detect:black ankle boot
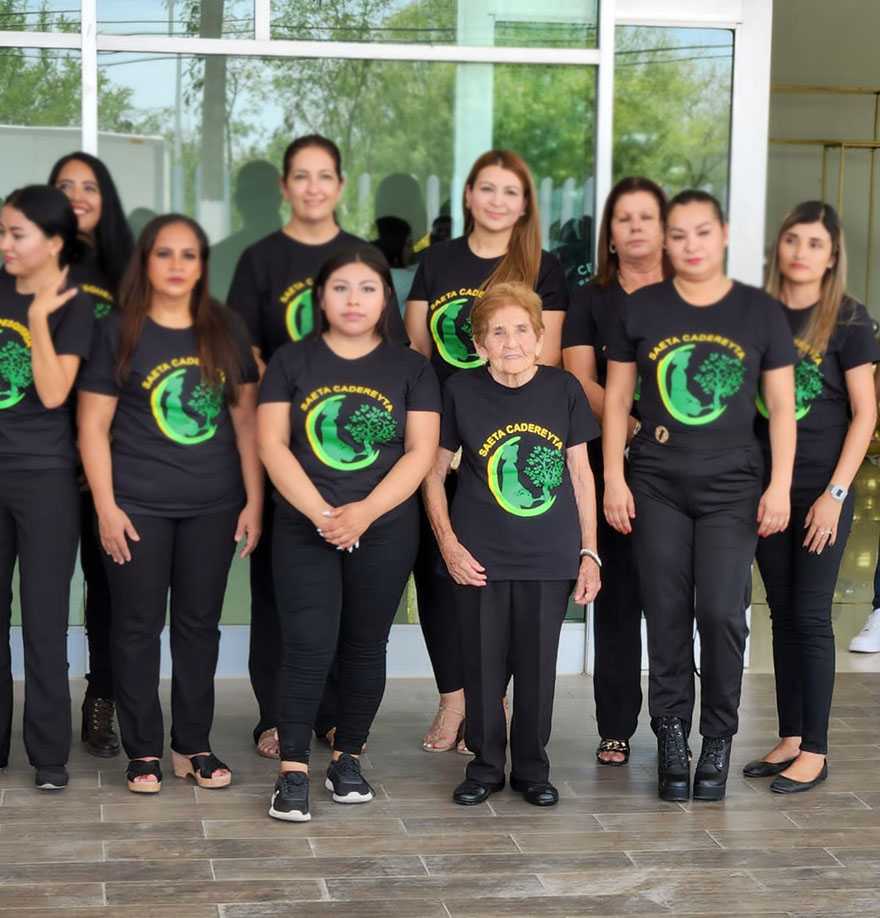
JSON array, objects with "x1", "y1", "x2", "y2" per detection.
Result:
[
  {"x1": 81, "y1": 697, "x2": 120, "y2": 758},
  {"x1": 693, "y1": 736, "x2": 732, "y2": 801},
  {"x1": 656, "y1": 715, "x2": 690, "y2": 801}
]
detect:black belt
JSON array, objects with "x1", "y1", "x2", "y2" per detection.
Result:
[{"x1": 636, "y1": 419, "x2": 757, "y2": 449}]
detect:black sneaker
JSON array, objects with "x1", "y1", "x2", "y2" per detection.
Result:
[
  {"x1": 35, "y1": 765, "x2": 68, "y2": 790},
  {"x1": 324, "y1": 753, "x2": 374, "y2": 803},
  {"x1": 269, "y1": 771, "x2": 311, "y2": 822}
]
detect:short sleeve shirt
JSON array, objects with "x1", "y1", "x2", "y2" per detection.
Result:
[
  {"x1": 409, "y1": 236, "x2": 570, "y2": 385},
  {"x1": 562, "y1": 278, "x2": 627, "y2": 388},
  {"x1": 226, "y1": 229, "x2": 407, "y2": 361},
  {"x1": 258, "y1": 336, "x2": 441, "y2": 521},
  {"x1": 78, "y1": 310, "x2": 259, "y2": 517},
  {"x1": 0, "y1": 268, "x2": 94, "y2": 470},
  {"x1": 605, "y1": 279, "x2": 797, "y2": 431},
  {"x1": 440, "y1": 365, "x2": 599, "y2": 580},
  {"x1": 69, "y1": 259, "x2": 114, "y2": 321}
]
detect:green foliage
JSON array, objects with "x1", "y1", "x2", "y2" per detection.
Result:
[
  {"x1": 345, "y1": 402, "x2": 397, "y2": 449},
  {"x1": 795, "y1": 359, "x2": 823, "y2": 406},
  {"x1": 524, "y1": 445, "x2": 564, "y2": 494},
  {"x1": 694, "y1": 352, "x2": 745, "y2": 404},
  {"x1": 0, "y1": 339, "x2": 32, "y2": 393},
  {"x1": 187, "y1": 380, "x2": 223, "y2": 426}
]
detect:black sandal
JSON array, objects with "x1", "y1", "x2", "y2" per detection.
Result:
[
  {"x1": 171, "y1": 749, "x2": 232, "y2": 788},
  {"x1": 126, "y1": 759, "x2": 162, "y2": 793},
  {"x1": 596, "y1": 739, "x2": 630, "y2": 766}
]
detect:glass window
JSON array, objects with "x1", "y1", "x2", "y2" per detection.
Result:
[
  {"x1": 270, "y1": 0, "x2": 598, "y2": 48},
  {"x1": 98, "y1": 0, "x2": 254, "y2": 38},
  {"x1": 614, "y1": 26, "x2": 733, "y2": 203},
  {"x1": 0, "y1": 0, "x2": 78, "y2": 31}
]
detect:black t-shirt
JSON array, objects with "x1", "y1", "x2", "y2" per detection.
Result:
[
  {"x1": 440, "y1": 365, "x2": 599, "y2": 580},
  {"x1": 606, "y1": 280, "x2": 797, "y2": 432},
  {"x1": 0, "y1": 268, "x2": 94, "y2": 470},
  {"x1": 78, "y1": 309, "x2": 259, "y2": 517},
  {"x1": 408, "y1": 236, "x2": 570, "y2": 385},
  {"x1": 226, "y1": 229, "x2": 407, "y2": 362},
  {"x1": 756, "y1": 298, "x2": 880, "y2": 499},
  {"x1": 562, "y1": 278, "x2": 627, "y2": 388},
  {"x1": 258, "y1": 335, "x2": 441, "y2": 521},
  {"x1": 69, "y1": 258, "x2": 115, "y2": 321}
]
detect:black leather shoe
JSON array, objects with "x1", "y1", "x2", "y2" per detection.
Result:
[
  {"x1": 693, "y1": 736, "x2": 732, "y2": 801},
  {"x1": 81, "y1": 697, "x2": 120, "y2": 758},
  {"x1": 510, "y1": 777, "x2": 558, "y2": 806},
  {"x1": 452, "y1": 777, "x2": 504, "y2": 805},
  {"x1": 770, "y1": 761, "x2": 828, "y2": 794},
  {"x1": 742, "y1": 757, "x2": 796, "y2": 778},
  {"x1": 656, "y1": 715, "x2": 690, "y2": 801}
]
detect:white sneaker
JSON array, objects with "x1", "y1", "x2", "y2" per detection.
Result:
[{"x1": 849, "y1": 609, "x2": 880, "y2": 652}]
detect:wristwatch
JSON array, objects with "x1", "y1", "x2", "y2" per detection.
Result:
[{"x1": 827, "y1": 484, "x2": 848, "y2": 501}]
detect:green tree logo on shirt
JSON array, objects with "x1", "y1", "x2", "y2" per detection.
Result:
[
  {"x1": 657, "y1": 343, "x2": 745, "y2": 425},
  {"x1": 0, "y1": 326, "x2": 33, "y2": 409},
  {"x1": 756, "y1": 357, "x2": 823, "y2": 421},
  {"x1": 429, "y1": 297, "x2": 482, "y2": 370},
  {"x1": 150, "y1": 367, "x2": 222, "y2": 445},
  {"x1": 305, "y1": 393, "x2": 395, "y2": 471},
  {"x1": 486, "y1": 435, "x2": 564, "y2": 517},
  {"x1": 285, "y1": 287, "x2": 315, "y2": 342}
]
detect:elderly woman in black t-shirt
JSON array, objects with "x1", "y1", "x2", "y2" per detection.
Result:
[{"x1": 423, "y1": 281, "x2": 601, "y2": 808}]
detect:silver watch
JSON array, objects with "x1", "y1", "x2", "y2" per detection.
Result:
[{"x1": 827, "y1": 484, "x2": 848, "y2": 501}]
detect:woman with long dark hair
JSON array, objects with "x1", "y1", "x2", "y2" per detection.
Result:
[
  {"x1": 745, "y1": 202, "x2": 879, "y2": 793},
  {"x1": 50, "y1": 151, "x2": 135, "y2": 758},
  {"x1": 0, "y1": 185, "x2": 95, "y2": 789},
  {"x1": 563, "y1": 176, "x2": 669, "y2": 766},
  {"x1": 405, "y1": 149, "x2": 569, "y2": 754},
  {"x1": 78, "y1": 214, "x2": 261, "y2": 793},
  {"x1": 258, "y1": 244, "x2": 439, "y2": 822},
  {"x1": 603, "y1": 190, "x2": 798, "y2": 802},
  {"x1": 227, "y1": 134, "x2": 406, "y2": 758}
]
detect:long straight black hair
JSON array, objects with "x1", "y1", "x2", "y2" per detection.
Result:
[{"x1": 48, "y1": 152, "x2": 134, "y2": 291}]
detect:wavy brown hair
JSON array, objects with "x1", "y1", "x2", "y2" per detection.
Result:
[
  {"x1": 115, "y1": 214, "x2": 244, "y2": 400},
  {"x1": 766, "y1": 201, "x2": 850, "y2": 356},
  {"x1": 594, "y1": 176, "x2": 671, "y2": 290},
  {"x1": 463, "y1": 150, "x2": 542, "y2": 291}
]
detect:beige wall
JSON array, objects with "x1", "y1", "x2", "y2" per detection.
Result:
[{"x1": 768, "y1": 0, "x2": 880, "y2": 318}]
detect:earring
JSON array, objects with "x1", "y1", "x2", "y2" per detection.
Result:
[{"x1": 609, "y1": 242, "x2": 617, "y2": 254}]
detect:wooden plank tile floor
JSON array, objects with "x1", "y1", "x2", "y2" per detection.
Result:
[{"x1": 1, "y1": 673, "x2": 879, "y2": 917}]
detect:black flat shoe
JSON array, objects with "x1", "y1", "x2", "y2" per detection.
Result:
[
  {"x1": 510, "y1": 777, "x2": 558, "y2": 806},
  {"x1": 693, "y1": 736, "x2": 732, "y2": 801},
  {"x1": 742, "y1": 757, "x2": 796, "y2": 778},
  {"x1": 770, "y1": 761, "x2": 828, "y2": 794},
  {"x1": 656, "y1": 715, "x2": 690, "y2": 802},
  {"x1": 452, "y1": 777, "x2": 504, "y2": 805}
]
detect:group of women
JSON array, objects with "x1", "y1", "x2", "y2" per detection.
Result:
[{"x1": 0, "y1": 134, "x2": 873, "y2": 818}]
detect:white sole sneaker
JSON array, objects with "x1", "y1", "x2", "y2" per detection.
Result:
[
  {"x1": 268, "y1": 802, "x2": 311, "y2": 822},
  {"x1": 324, "y1": 777, "x2": 373, "y2": 803}
]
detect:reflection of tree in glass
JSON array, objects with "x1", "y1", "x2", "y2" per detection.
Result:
[
  {"x1": 0, "y1": 340, "x2": 33, "y2": 398},
  {"x1": 694, "y1": 352, "x2": 745, "y2": 410},
  {"x1": 524, "y1": 445, "x2": 564, "y2": 502},
  {"x1": 345, "y1": 403, "x2": 397, "y2": 451},
  {"x1": 794, "y1": 360, "x2": 823, "y2": 410},
  {"x1": 187, "y1": 380, "x2": 223, "y2": 429}
]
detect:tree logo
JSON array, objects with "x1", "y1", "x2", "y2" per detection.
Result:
[
  {"x1": 756, "y1": 357, "x2": 822, "y2": 420},
  {"x1": 486, "y1": 435, "x2": 564, "y2": 517},
  {"x1": 429, "y1": 297, "x2": 483, "y2": 370},
  {"x1": 657, "y1": 343, "x2": 744, "y2": 425},
  {"x1": 306, "y1": 394, "x2": 397, "y2": 470},
  {"x1": 285, "y1": 287, "x2": 315, "y2": 342},
  {"x1": 150, "y1": 367, "x2": 223, "y2": 444},
  {"x1": 0, "y1": 325, "x2": 33, "y2": 409}
]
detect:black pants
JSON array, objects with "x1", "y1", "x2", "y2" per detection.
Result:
[
  {"x1": 80, "y1": 490, "x2": 113, "y2": 700},
  {"x1": 102, "y1": 510, "x2": 238, "y2": 758},
  {"x1": 455, "y1": 579, "x2": 572, "y2": 785},
  {"x1": 248, "y1": 493, "x2": 279, "y2": 736},
  {"x1": 0, "y1": 469, "x2": 78, "y2": 768},
  {"x1": 629, "y1": 432, "x2": 762, "y2": 739},
  {"x1": 274, "y1": 503, "x2": 418, "y2": 763},
  {"x1": 413, "y1": 483, "x2": 462, "y2": 694},
  {"x1": 590, "y1": 441, "x2": 643, "y2": 740},
  {"x1": 755, "y1": 493, "x2": 854, "y2": 755}
]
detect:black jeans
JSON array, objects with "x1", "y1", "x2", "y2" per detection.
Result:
[
  {"x1": 0, "y1": 469, "x2": 79, "y2": 768},
  {"x1": 274, "y1": 502, "x2": 418, "y2": 764},
  {"x1": 629, "y1": 429, "x2": 761, "y2": 739},
  {"x1": 755, "y1": 493, "x2": 854, "y2": 755},
  {"x1": 590, "y1": 440, "x2": 643, "y2": 741},
  {"x1": 80, "y1": 490, "x2": 114, "y2": 700},
  {"x1": 413, "y1": 482, "x2": 462, "y2": 694},
  {"x1": 103, "y1": 510, "x2": 238, "y2": 758},
  {"x1": 455, "y1": 579, "x2": 572, "y2": 785}
]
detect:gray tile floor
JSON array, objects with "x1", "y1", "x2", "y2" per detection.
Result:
[{"x1": 2, "y1": 671, "x2": 880, "y2": 917}]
